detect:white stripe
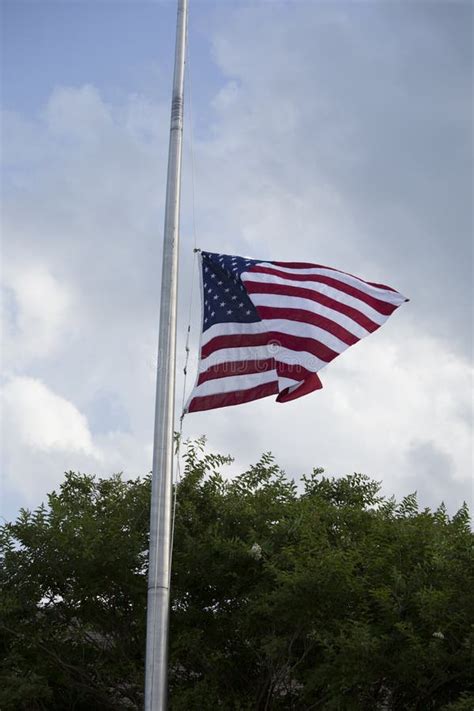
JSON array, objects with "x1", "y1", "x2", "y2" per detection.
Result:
[
  {"x1": 258, "y1": 318, "x2": 349, "y2": 353},
  {"x1": 200, "y1": 343, "x2": 327, "y2": 374},
  {"x1": 278, "y1": 376, "x2": 301, "y2": 391},
  {"x1": 248, "y1": 293, "x2": 371, "y2": 339},
  {"x1": 243, "y1": 272, "x2": 388, "y2": 325},
  {"x1": 255, "y1": 263, "x2": 406, "y2": 305},
  {"x1": 274, "y1": 347, "x2": 327, "y2": 372},
  {"x1": 199, "y1": 345, "x2": 276, "y2": 371},
  {"x1": 201, "y1": 317, "x2": 348, "y2": 354},
  {"x1": 191, "y1": 370, "x2": 277, "y2": 398},
  {"x1": 201, "y1": 320, "x2": 265, "y2": 348}
]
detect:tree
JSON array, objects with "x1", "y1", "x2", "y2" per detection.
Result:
[
  {"x1": 0, "y1": 472, "x2": 150, "y2": 710},
  {"x1": 1, "y1": 439, "x2": 473, "y2": 710}
]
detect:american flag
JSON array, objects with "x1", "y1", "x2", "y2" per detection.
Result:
[{"x1": 185, "y1": 251, "x2": 408, "y2": 413}]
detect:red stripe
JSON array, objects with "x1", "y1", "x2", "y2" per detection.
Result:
[
  {"x1": 201, "y1": 333, "x2": 259, "y2": 359},
  {"x1": 197, "y1": 357, "x2": 323, "y2": 388},
  {"x1": 256, "y1": 306, "x2": 360, "y2": 346},
  {"x1": 250, "y1": 266, "x2": 397, "y2": 315},
  {"x1": 201, "y1": 330, "x2": 339, "y2": 363},
  {"x1": 272, "y1": 332, "x2": 339, "y2": 362},
  {"x1": 271, "y1": 261, "x2": 333, "y2": 269},
  {"x1": 187, "y1": 381, "x2": 278, "y2": 413},
  {"x1": 277, "y1": 372, "x2": 323, "y2": 403},
  {"x1": 366, "y1": 281, "x2": 400, "y2": 293},
  {"x1": 244, "y1": 281, "x2": 380, "y2": 333},
  {"x1": 276, "y1": 360, "x2": 319, "y2": 382},
  {"x1": 270, "y1": 262, "x2": 400, "y2": 293},
  {"x1": 197, "y1": 358, "x2": 275, "y2": 385}
]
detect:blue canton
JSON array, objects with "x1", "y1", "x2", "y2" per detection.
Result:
[{"x1": 201, "y1": 251, "x2": 262, "y2": 332}]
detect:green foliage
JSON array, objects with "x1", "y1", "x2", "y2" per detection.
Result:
[
  {"x1": 1, "y1": 441, "x2": 473, "y2": 710},
  {"x1": 442, "y1": 694, "x2": 474, "y2": 711},
  {"x1": 0, "y1": 472, "x2": 150, "y2": 710}
]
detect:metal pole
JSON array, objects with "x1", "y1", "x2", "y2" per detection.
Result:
[{"x1": 145, "y1": 1, "x2": 188, "y2": 709}]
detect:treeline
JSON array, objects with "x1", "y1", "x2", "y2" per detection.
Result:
[{"x1": 1, "y1": 439, "x2": 473, "y2": 710}]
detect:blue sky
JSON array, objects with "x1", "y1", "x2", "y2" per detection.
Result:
[
  {"x1": 1, "y1": 0, "x2": 472, "y2": 523},
  {"x1": 4, "y1": 2, "x2": 180, "y2": 109},
  {"x1": 2, "y1": 1, "x2": 226, "y2": 135}
]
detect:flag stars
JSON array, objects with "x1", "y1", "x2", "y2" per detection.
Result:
[{"x1": 200, "y1": 252, "x2": 261, "y2": 331}]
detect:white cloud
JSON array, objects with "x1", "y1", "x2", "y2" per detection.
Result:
[
  {"x1": 43, "y1": 84, "x2": 113, "y2": 141},
  {"x1": 0, "y1": 376, "x2": 152, "y2": 510},
  {"x1": 2, "y1": 262, "x2": 75, "y2": 367},
  {"x1": 2, "y1": 376, "x2": 96, "y2": 454}
]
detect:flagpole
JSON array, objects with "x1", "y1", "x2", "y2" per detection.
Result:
[{"x1": 145, "y1": 1, "x2": 188, "y2": 709}]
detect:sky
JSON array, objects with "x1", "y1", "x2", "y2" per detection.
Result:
[{"x1": 1, "y1": 0, "x2": 472, "y2": 524}]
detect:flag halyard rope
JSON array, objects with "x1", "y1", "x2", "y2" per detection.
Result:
[{"x1": 169, "y1": 31, "x2": 200, "y2": 575}]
